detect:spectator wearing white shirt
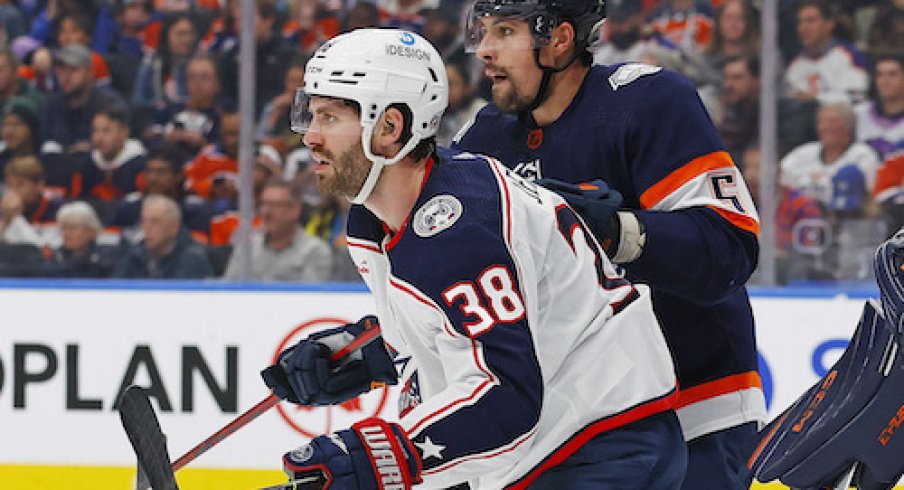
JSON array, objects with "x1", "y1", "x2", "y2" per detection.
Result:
[
  {"x1": 781, "y1": 100, "x2": 880, "y2": 217},
  {"x1": 785, "y1": 0, "x2": 869, "y2": 104}
]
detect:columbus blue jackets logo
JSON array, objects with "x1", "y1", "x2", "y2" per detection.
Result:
[
  {"x1": 608, "y1": 63, "x2": 661, "y2": 90},
  {"x1": 413, "y1": 195, "x2": 462, "y2": 237}
]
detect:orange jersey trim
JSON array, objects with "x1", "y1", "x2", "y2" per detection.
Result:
[
  {"x1": 675, "y1": 371, "x2": 762, "y2": 409},
  {"x1": 639, "y1": 151, "x2": 735, "y2": 209},
  {"x1": 707, "y1": 205, "x2": 761, "y2": 236}
]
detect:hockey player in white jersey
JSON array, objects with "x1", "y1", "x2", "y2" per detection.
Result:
[{"x1": 261, "y1": 28, "x2": 684, "y2": 489}]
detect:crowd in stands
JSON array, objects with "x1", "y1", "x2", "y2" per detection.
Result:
[{"x1": 0, "y1": 0, "x2": 899, "y2": 284}]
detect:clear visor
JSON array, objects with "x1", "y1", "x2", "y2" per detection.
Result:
[
  {"x1": 464, "y1": 5, "x2": 543, "y2": 53},
  {"x1": 290, "y1": 89, "x2": 362, "y2": 136},
  {"x1": 290, "y1": 87, "x2": 312, "y2": 134}
]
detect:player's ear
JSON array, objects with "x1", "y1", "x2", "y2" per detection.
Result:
[
  {"x1": 376, "y1": 108, "x2": 404, "y2": 144},
  {"x1": 542, "y1": 21, "x2": 576, "y2": 64}
]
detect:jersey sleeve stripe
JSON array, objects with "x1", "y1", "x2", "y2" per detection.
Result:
[
  {"x1": 406, "y1": 364, "x2": 498, "y2": 435},
  {"x1": 505, "y1": 389, "x2": 677, "y2": 489},
  {"x1": 422, "y1": 425, "x2": 538, "y2": 476},
  {"x1": 674, "y1": 370, "x2": 762, "y2": 409},
  {"x1": 486, "y1": 157, "x2": 514, "y2": 246},
  {"x1": 347, "y1": 237, "x2": 382, "y2": 254},
  {"x1": 390, "y1": 277, "x2": 439, "y2": 310},
  {"x1": 388, "y1": 277, "x2": 502, "y2": 437},
  {"x1": 706, "y1": 205, "x2": 761, "y2": 236},
  {"x1": 639, "y1": 151, "x2": 735, "y2": 209}
]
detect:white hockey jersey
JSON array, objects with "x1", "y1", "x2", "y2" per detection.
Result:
[
  {"x1": 345, "y1": 148, "x2": 677, "y2": 488},
  {"x1": 785, "y1": 41, "x2": 869, "y2": 103},
  {"x1": 780, "y1": 141, "x2": 879, "y2": 212}
]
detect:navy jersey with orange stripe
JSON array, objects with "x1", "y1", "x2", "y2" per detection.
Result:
[
  {"x1": 454, "y1": 63, "x2": 764, "y2": 441},
  {"x1": 345, "y1": 148, "x2": 676, "y2": 487}
]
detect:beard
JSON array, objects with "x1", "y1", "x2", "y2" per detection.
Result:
[
  {"x1": 316, "y1": 143, "x2": 372, "y2": 201},
  {"x1": 491, "y1": 72, "x2": 536, "y2": 114}
]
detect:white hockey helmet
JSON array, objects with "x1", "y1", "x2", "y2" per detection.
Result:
[{"x1": 291, "y1": 28, "x2": 449, "y2": 204}]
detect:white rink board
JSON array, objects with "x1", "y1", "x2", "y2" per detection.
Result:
[{"x1": 0, "y1": 285, "x2": 877, "y2": 469}]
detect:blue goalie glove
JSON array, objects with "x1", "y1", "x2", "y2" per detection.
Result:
[
  {"x1": 283, "y1": 417, "x2": 422, "y2": 490},
  {"x1": 535, "y1": 178, "x2": 623, "y2": 254},
  {"x1": 261, "y1": 316, "x2": 398, "y2": 406}
]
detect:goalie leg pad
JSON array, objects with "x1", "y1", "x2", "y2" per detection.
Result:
[
  {"x1": 875, "y1": 227, "x2": 904, "y2": 345},
  {"x1": 749, "y1": 300, "x2": 904, "y2": 489}
]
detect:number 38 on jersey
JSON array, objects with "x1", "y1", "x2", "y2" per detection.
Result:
[{"x1": 442, "y1": 265, "x2": 526, "y2": 337}]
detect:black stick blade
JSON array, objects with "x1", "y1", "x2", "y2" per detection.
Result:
[{"x1": 118, "y1": 385, "x2": 179, "y2": 490}]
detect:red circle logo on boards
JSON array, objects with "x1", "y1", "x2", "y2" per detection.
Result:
[{"x1": 272, "y1": 318, "x2": 392, "y2": 438}]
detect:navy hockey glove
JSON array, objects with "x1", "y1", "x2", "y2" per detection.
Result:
[
  {"x1": 261, "y1": 316, "x2": 397, "y2": 406},
  {"x1": 283, "y1": 417, "x2": 422, "y2": 490},
  {"x1": 536, "y1": 178, "x2": 624, "y2": 253}
]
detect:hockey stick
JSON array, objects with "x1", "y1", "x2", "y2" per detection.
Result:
[{"x1": 120, "y1": 325, "x2": 382, "y2": 489}]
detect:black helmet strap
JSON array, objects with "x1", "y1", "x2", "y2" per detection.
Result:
[{"x1": 520, "y1": 38, "x2": 581, "y2": 121}]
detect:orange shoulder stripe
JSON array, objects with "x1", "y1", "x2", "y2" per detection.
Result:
[
  {"x1": 639, "y1": 151, "x2": 735, "y2": 209},
  {"x1": 675, "y1": 371, "x2": 762, "y2": 409},
  {"x1": 707, "y1": 205, "x2": 761, "y2": 236}
]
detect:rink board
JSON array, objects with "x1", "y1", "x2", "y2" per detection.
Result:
[{"x1": 0, "y1": 281, "x2": 899, "y2": 489}]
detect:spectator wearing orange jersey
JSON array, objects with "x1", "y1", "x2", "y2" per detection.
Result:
[
  {"x1": 206, "y1": 143, "x2": 280, "y2": 246},
  {"x1": 874, "y1": 143, "x2": 904, "y2": 234},
  {"x1": 647, "y1": 0, "x2": 715, "y2": 54},
  {"x1": 183, "y1": 109, "x2": 237, "y2": 202}
]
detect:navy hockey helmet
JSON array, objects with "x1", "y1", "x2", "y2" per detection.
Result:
[{"x1": 465, "y1": 0, "x2": 606, "y2": 52}]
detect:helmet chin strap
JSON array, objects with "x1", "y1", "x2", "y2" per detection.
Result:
[
  {"x1": 349, "y1": 159, "x2": 384, "y2": 205},
  {"x1": 519, "y1": 45, "x2": 580, "y2": 124},
  {"x1": 349, "y1": 123, "x2": 421, "y2": 205}
]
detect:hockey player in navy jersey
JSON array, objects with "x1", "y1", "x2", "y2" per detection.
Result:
[
  {"x1": 453, "y1": 1, "x2": 763, "y2": 489},
  {"x1": 261, "y1": 28, "x2": 685, "y2": 489}
]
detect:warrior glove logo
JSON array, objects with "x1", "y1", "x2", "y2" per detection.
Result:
[{"x1": 413, "y1": 195, "x2": 462, "y2": 238}]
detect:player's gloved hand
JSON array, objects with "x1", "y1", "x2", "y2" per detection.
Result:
[
  {"x1": 283, "y1": 417, "x2": 422, "y2": 490},
  {"x1": 536, "y1": 178, "x2": 624, "y2": 253},
  {"x1": 261, "y1": 316, "x2": 397, "y2": 406}
]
